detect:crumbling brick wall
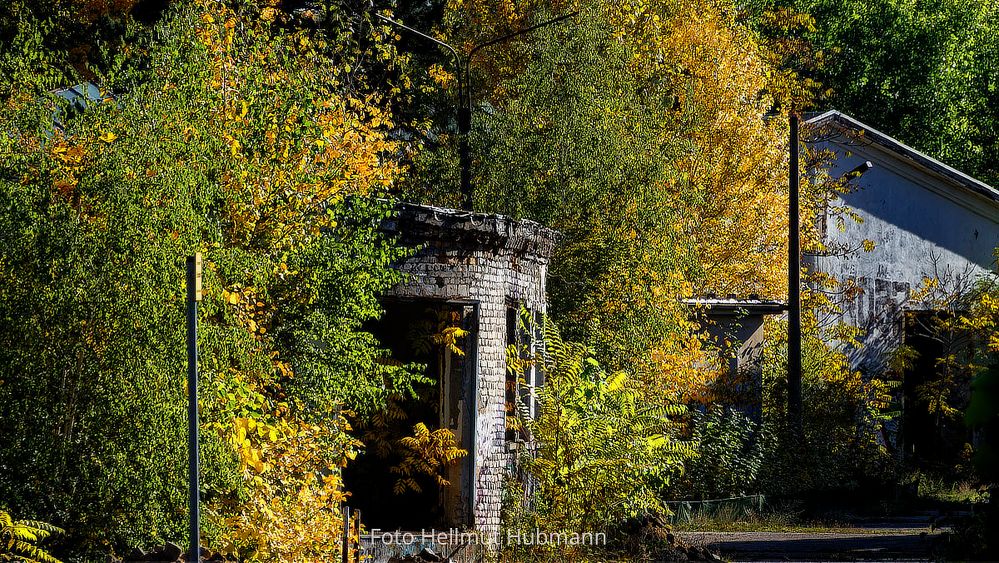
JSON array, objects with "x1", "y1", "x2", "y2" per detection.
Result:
[{"x1": 382, "y1": 203, "x2": 558, "y2": 536}]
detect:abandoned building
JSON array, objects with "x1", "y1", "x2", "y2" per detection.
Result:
[
  {"x1": 684, "y1": 296, "x2": 786, "y2": 376},
  {"x1": 344, "y1": 202, "x2": 557, "y2": 540},
  {"x1": 343, "y1": 111, "x2": 999, "y2": 545},
  {"x1": 802, "y1": 110, "x2": 999, "y2": 462},
  {"x1": 688, "y1": 112, "x2": 999, "y2": 457},
  {"x1": 804, "y1": 110, "x2": 999, "y2": 372},
  {"x1": 701, "y1": 112, "x2": 999, "y2": 372}
]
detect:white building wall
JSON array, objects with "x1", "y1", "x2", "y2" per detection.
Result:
[{"x1": 809, "y1": 135, "x2": 999, "y2": 373}]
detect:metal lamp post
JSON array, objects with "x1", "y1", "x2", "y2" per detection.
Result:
[
  {"x1": 186, "y1": 254, "x2": 202, "y2": 563},
  {"x1": 375, "y1": 11, "x2": 577, "y2": 210}
]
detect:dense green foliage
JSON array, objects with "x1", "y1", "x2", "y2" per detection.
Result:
[
  {"x1": 967, "y1": 361, "x2": 999, "y2": 485},
  {"x1": 755, "y1": 319, "x2": 897, "y2": 496},
  {"x1": 452, "y1": 10, "x2": 696, "y2": 376},
  {"x1": 0, "y1": 0, "x2": 420, "y2": 558},
  {"x1": 963, "y1": 356, "x2": 999, "y2": 559},
  {"x1": 680, "y1": 405, "x2": 770, "y2": 500},
  {"x1": 747, "y1": 0, "x2": 999, "y2": 185}
]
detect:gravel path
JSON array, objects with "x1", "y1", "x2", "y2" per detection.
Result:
[{"x1": 679, "y1": 528, "x2": 949, "y2": 561}]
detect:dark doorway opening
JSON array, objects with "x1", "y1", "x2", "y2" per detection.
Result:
[
  {"x1": 344, "y1": 300, "x2": 475, "y2": 530},
  {"x1": 901, "y1": 311, "x2": 973, "y2": 469}
]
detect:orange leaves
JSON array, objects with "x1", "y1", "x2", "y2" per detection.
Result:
[
  {"x1": 223, "y1": 134, "x2": 242, "y2": 157},
  {"x1": 50, "y1": 140, "x2": 85, "y2": 165},
  {"x1": 596, "y1": 1, "x2": 790, "y2": 300},
  {"x1": 223, "y1": 286, "x2": 270, "y2": 337},
  {"x1": 650, "y1": 331, "x2": 724, "y2": 404},
  {"x1": 273, "y1": 359, "x2": 294, "y2": 379},
  {"x1": 214, "y1": 408, "x2": 361, "y2": 562},
  {"x1": 390, "y1": 423, "x2": 467, "y2": 494},
  {"x1": 427, "y1": 64, "x2": 455, "y2": 89},
  {"x1": 212, "y1": 363, "x2": 360, "y2": 560},
  {"x1": 48, "y1": 139, "x2": 93, "y2": 211}
]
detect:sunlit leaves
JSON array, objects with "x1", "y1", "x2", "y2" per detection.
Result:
[
  {"x1": 389, "y1": 423, "x2": 467, "y2": 494},
  {"x1": 765, "y1": 0, "x2": 999, "y2": 185},
  {"x1": 0, "y1": 0, "x2": 417, "y2": 559},
  {"x1": 505, "y1": 315, "x2": 692, "y2": 542},
  {"x1": 0, "y1": 509, "x2": 64, "y2": 563},
  {"x1": 421, "y1": 0, "x2": 796, "y2": 402}
]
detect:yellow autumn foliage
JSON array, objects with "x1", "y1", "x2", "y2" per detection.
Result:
[
  {"x1": 433, "y1": 0, "x2": 801, "y2": 401},
  {"x1": 213, "y1": 408, "x2": 362, "y2": 562},
  {"x1": 186, "y1": 0, "x2": 408, "y2": 559},
  {"x1": 390, "y1": 423, "x2": 467, "y2": 495},
  {"x1": 195, "y1": 0, "x2": 402, "y2": 253}
]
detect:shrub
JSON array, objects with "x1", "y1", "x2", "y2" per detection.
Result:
[
  {"x1": 755, "y1": 319, "x2": 898, "y2": 497},
  {"x1": 0, "y1": 0, "x2": 419, "y2": 558},
  {"x1": 503, "y1": 315, "x2": 692, "y2": 556},
  {"x1": 679, "y1": 404, "x2": 769, "y2": 499}
]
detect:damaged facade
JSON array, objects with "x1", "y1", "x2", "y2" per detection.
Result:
[
  {"x1": 805, "y1": 111, "x2": 999, "y2": 374},
  {"x1": 803, "y1": 111, "x2": 999, "y2": 461},
  {"x1": 353, "y1": 203, "x2": 557, "y2": 537},
  {"x1": 689, "y1": 113, "x2": 999, "y2": 448}
]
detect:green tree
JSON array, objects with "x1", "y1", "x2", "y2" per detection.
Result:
[
  {"x1": 746, "y1": 0, "x2": 999, "y2": 185},
  {"x1": 0, "y1": 0, "x2": 420, "y2": 559},
  {"x1": 403, "y1": 0, "x2": 793, "y2": 402}
]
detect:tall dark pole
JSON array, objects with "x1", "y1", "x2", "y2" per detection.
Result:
[
  {"x1": 376, "y1": 12, "x2": 576, "y2": 211},
  {"x1": 458, "y1": 105, "x2": 472, "y2": 208},
  {"x1": 186, "y1": 254, "x2": 202, "y2": 563},
  {"x1": 788, "y1": 114, "x2": 803, "y2": 434}
]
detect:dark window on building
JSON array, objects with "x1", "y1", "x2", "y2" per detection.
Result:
[{"x1": 506, "y1": 303, "x2": 533, "y2": 442}]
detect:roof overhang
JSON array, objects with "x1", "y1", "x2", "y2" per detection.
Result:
[{"x1": 682, "y1": 297, "x2": 787, "y2": 316}]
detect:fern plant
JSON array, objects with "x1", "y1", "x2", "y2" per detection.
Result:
[
  {"x1": 1, "y1": 509, "x2": 64, "y2": 563},
  {"x1": 508, "y1": 315, "x2": 693, "y2": 535},
  {"x1": 390, "y1": 423, "x2": 467, "y2": 494}
]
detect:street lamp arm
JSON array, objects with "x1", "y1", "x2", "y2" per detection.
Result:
[
  {"x1": 374, "y1": 10, "x2": 577, "y2": 211},
  {"x1": 467, "y1": 11, "x2": 579, "y2": 60},
  {"x1": 374, "y1": 13, "x2": 463, "y2": 76}
]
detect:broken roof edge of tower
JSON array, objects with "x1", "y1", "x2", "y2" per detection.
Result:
[{"x1": 381, "y1": 201, "x2": 561, "y2": 259}]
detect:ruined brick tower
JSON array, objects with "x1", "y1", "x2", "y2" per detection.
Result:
[{"x1": 380, "y1": 202, "x2": 557, "y2": 536}]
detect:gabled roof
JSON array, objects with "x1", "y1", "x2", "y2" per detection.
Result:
[{"x1": 805, "y1": 110, "x2": 999, "y2": 204}]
